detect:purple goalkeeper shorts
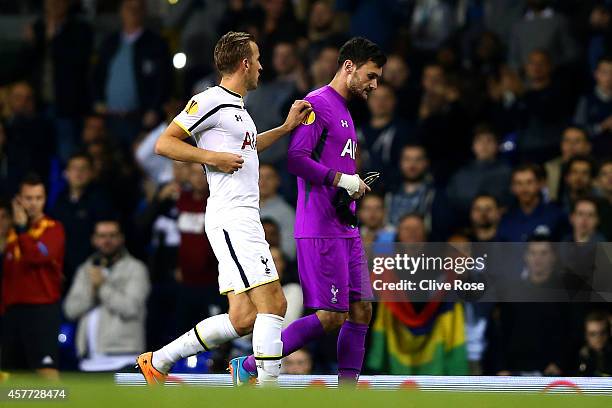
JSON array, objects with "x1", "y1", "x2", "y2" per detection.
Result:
[{"x1": 295, "y1": 237, "x2": 373, "y2": 312}]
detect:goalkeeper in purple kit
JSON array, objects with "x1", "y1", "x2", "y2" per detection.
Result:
[{"x1": 231, "y1": 37, "x2": 386, "y2": 385}]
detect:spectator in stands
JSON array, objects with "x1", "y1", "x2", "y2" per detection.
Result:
[
  {"x1": 81, "y1": 114, "x2": 108, "y2": 147},
  {"x1": 585, "y1": 4, "x2": 612, "y2": 73},
  {"x1": 255, "y1": 0, "x2": 304, "y2": 83},
  {"x1": 0, "y1": 121, "x2": 28, "y2": 198},
  {"x1": 305, "y1": 1, "x2": 347, "y2": 61},
  {"x1": 493, "y1": 239, "x2": 569, "y2": 376},
  {"x1": 134, "y1": 99, "x2": 182, "y2": 188},
  {"x1": 386, "y1": 145, "x2": 452, "y2": 241},
  {"x1": 25, "y1": 0, "x2": 93, "y2": 162},
  {"x1": 560, "y1": 156, "x2": 598, "y2": 214},
  {"x1": 50, "y1": 153, "x2": 114, "y2": 290},
  {"x1": 358, "y1": 194, "x2": 394, "y2": 246},
  {"x1": 596, "y1": 159, "x2": 612, "y2": 240},
  {"x1": 396, "y1": 213, "x2": 427, "y2": 243},
  {"x1": 281, "y1": 348, "x2": 313, "y2": 375},
  {"x1": 4, "y1": 82, "x2": 55, "y2": 186},
  {"x1": 381, "y1": 54, "x2": 419, "y2": 121},
  {"x1": 134, "y1": 161, "x2": 188, "y2": 350},
  {"x1": 447, "y1": 124, "x2": 512, "y2": 219},
  {"x1": 566, "y1": 197, "x2": 606, "y2": 243},
  {"x1": 259, "y1": 164, "x2": 295, "y2": 260},
  {"x1": 544, "y1": 126, "x2": 592, "y2": 202},
  {"x1": 93, "y1": 0, "x2": 172, "y2": 147},
  {"x1": 64, "y1": 219, "x2": 149, "y2": 372},
  {"x1": 468, "y1": 194, "x2": 501, "y2": 242},
  {"x1": 1, "y1": 174, "x2": 65, "y2": 379},
  {"x1": 417, "y1": 63, "x2": 472, "y2": 183},
  {"x1": 578, "y1": 310, "x2": 612, "y2": 376},
  {"x1": 261, "y1": 217, "x2": 282, "y2": 250},
  {"x1": 516, "y1": 49, "x2": 573, "y2": 162},
  {"x1": 310, "y1": 45, "x2": 339, "y2": 89},
  {"x1": 409, "y1": 0, "x2": 455, "y2": 52},
  {"x1": 175, "y1": 163, "x2": 222, "y2": 333},
  {"x1": 270, "y1": 246, "x2": 302, "y2": 327},
  {"x1": 358, "y1": 82, "x2": 415, "y2": 188},
  {"x1": 498, "y1": 164, "x2": 567, "y2": 241},
  {"x1": 0, "y1": 199, "x2": 11, "y2": 293},
  {"x1": 574, "y1": 56, "x2": 612, "y2": 154},
  {"x1": 508, "y1": 0, "x2": 579, "y2": 70},
  {"x1": 84, "y1": 140, "x2": 142, "y2": 252},
  {"x1": 246, "y1": 42, "x2": 306, "y2": 165}
]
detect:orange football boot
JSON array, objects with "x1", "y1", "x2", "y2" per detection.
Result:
[{"x1": 136, "y1": 352, "x2": 167, "y2": 385}]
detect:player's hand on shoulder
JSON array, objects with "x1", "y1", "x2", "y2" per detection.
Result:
[
  {"x1": 208, "y1": 152, "x2": 244, "y2": 174},
  {"x1": 283, "y1": 100, "x2": 313, "y2": 131}
]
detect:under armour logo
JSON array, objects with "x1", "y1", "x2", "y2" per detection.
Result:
[
  {"x1": 235, "y1": 115, "x2": 243, "y2": 122},
  {"x1": 331, "y1": 285, "x2": 339, "y2": 304},
  {"x1": 261, "y1": 256, "x2": 271, "y2": 274},
  {"x1": 340, "y1": 120, "x2": 348, "y2": 128}
]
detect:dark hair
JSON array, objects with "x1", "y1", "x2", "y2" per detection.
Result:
[
  {"x1": 398, "y1": 213, "x2": 425, "y2": 225},
  {"x1": 599, "y1": 157, "x2": 612, "y2": 173},
  {"x1": 512, "y1": 163, "x2": 544, "y2": 181},
  {"x1": 401, "y1": 143, "x2": 427, "y2": 156},
  {"x1": 337, "y1": 37, "x2": 386, "y2": 69},
  {"x1": 597, "y1": 55, "x2": 612, "y2": 67},
  {"x1": 567, "y1": 155, "x2": 597, "y2": 179},
  {"x1": 361, "y1": 192, "x2": 384, "y2": 204},
  {"x1": 585, "y1": 310, "x2": 611, "y2": 326},
  {"x1": 0, "y1": 198, "x2": 10, "y2": 216},
  {"x1": 95, "y1": 219, "x2": 122, "y2": 233},
  {"x1": 571, "y1": 195, "x2": 600, "y2": 214},
  {"x1": 67, "y1": 152, "x2": 93, "y2": 167},
  {"x1": 19, "y1": 173, "x2": 45, "y2": 192},
  {"x1": 563, "y1": 124, "x2": 589, "y2": 140},
  {"x1": 473, "y1": 123, "x2": 498, "y2": 142},
  {"x1": 214, "y1": 31, "x2": 255, "y2": 75},
  {"x1": 471, "y1": 194, "x2": 500, "y2": 207}
]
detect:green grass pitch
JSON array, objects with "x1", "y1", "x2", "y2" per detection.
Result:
[{"x1": 2, "y1": 374, "x2": 611, "y2": 408}]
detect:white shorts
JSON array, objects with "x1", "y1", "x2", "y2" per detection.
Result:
[{"x1": 206, "y1": 216, "x2": 279, "y2": 294}]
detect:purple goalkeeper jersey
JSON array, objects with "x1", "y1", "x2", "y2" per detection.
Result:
[{"x1": 288, "y1": 85, "x2": 360, "y2": 238}]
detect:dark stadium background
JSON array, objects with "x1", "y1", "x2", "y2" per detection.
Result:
[{"x1": 0, "y1": 0, "x2": 611, "y2": 379}]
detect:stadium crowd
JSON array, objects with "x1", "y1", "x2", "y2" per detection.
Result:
[{"x1": 0, "y1": 0, "x2": 612, "y2": 378}]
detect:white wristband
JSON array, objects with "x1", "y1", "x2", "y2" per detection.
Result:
[{"x1": 338, "y1": 173, "x2": 360, "y2": 196}]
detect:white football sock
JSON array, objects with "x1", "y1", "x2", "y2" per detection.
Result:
[
  {"x1": 252, "y1": 313, "x2": 284, "y2": 385},
  {"x1": 152, "y1": 313, "x2": 239, "y2": 373}
]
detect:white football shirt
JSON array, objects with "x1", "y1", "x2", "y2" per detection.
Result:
[{"x1": 173, "y1": 85, "x2": 259, "y2": 226}]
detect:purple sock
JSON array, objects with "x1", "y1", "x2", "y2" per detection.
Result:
[
  {"x1": 242, "y1": 314, "x2": 325, "y2": 373},
  {"x1": 337, "y1": 320, "x2": 369, "y2": 385}
]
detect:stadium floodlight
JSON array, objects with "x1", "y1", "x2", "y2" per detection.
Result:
[{"x1": 173, "y1": 53, "x2": 187, "y2": 69}]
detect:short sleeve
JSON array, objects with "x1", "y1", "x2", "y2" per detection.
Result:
[{"x1": 173, "y1": 93, "x2": 220, "y2": 136}]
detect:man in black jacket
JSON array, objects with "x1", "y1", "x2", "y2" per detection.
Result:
[
  {"x1": 93, "y1": 0, "x2": 172, "y2": 148},
  {"x1": 25, "y1": 0, "x2": 93, "y2": 163},
  {"x1": 50, "y1": 153, "x2": 114, "y2": 292}
]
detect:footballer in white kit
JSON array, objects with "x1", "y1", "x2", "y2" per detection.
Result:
[
  {"x1": 137, "y1": 31, "x2": 312, "y2": 386},
  {"x1": 173, "y1": 84, "x2": 277, "y2": 295}
]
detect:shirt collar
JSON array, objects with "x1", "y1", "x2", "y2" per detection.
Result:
[
  {"x1": 122, "y1": 28, "x2": 144, "y2": 44},
  {"x1": 596, "y1": 86, "x2": 612, "y2": 102}
]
